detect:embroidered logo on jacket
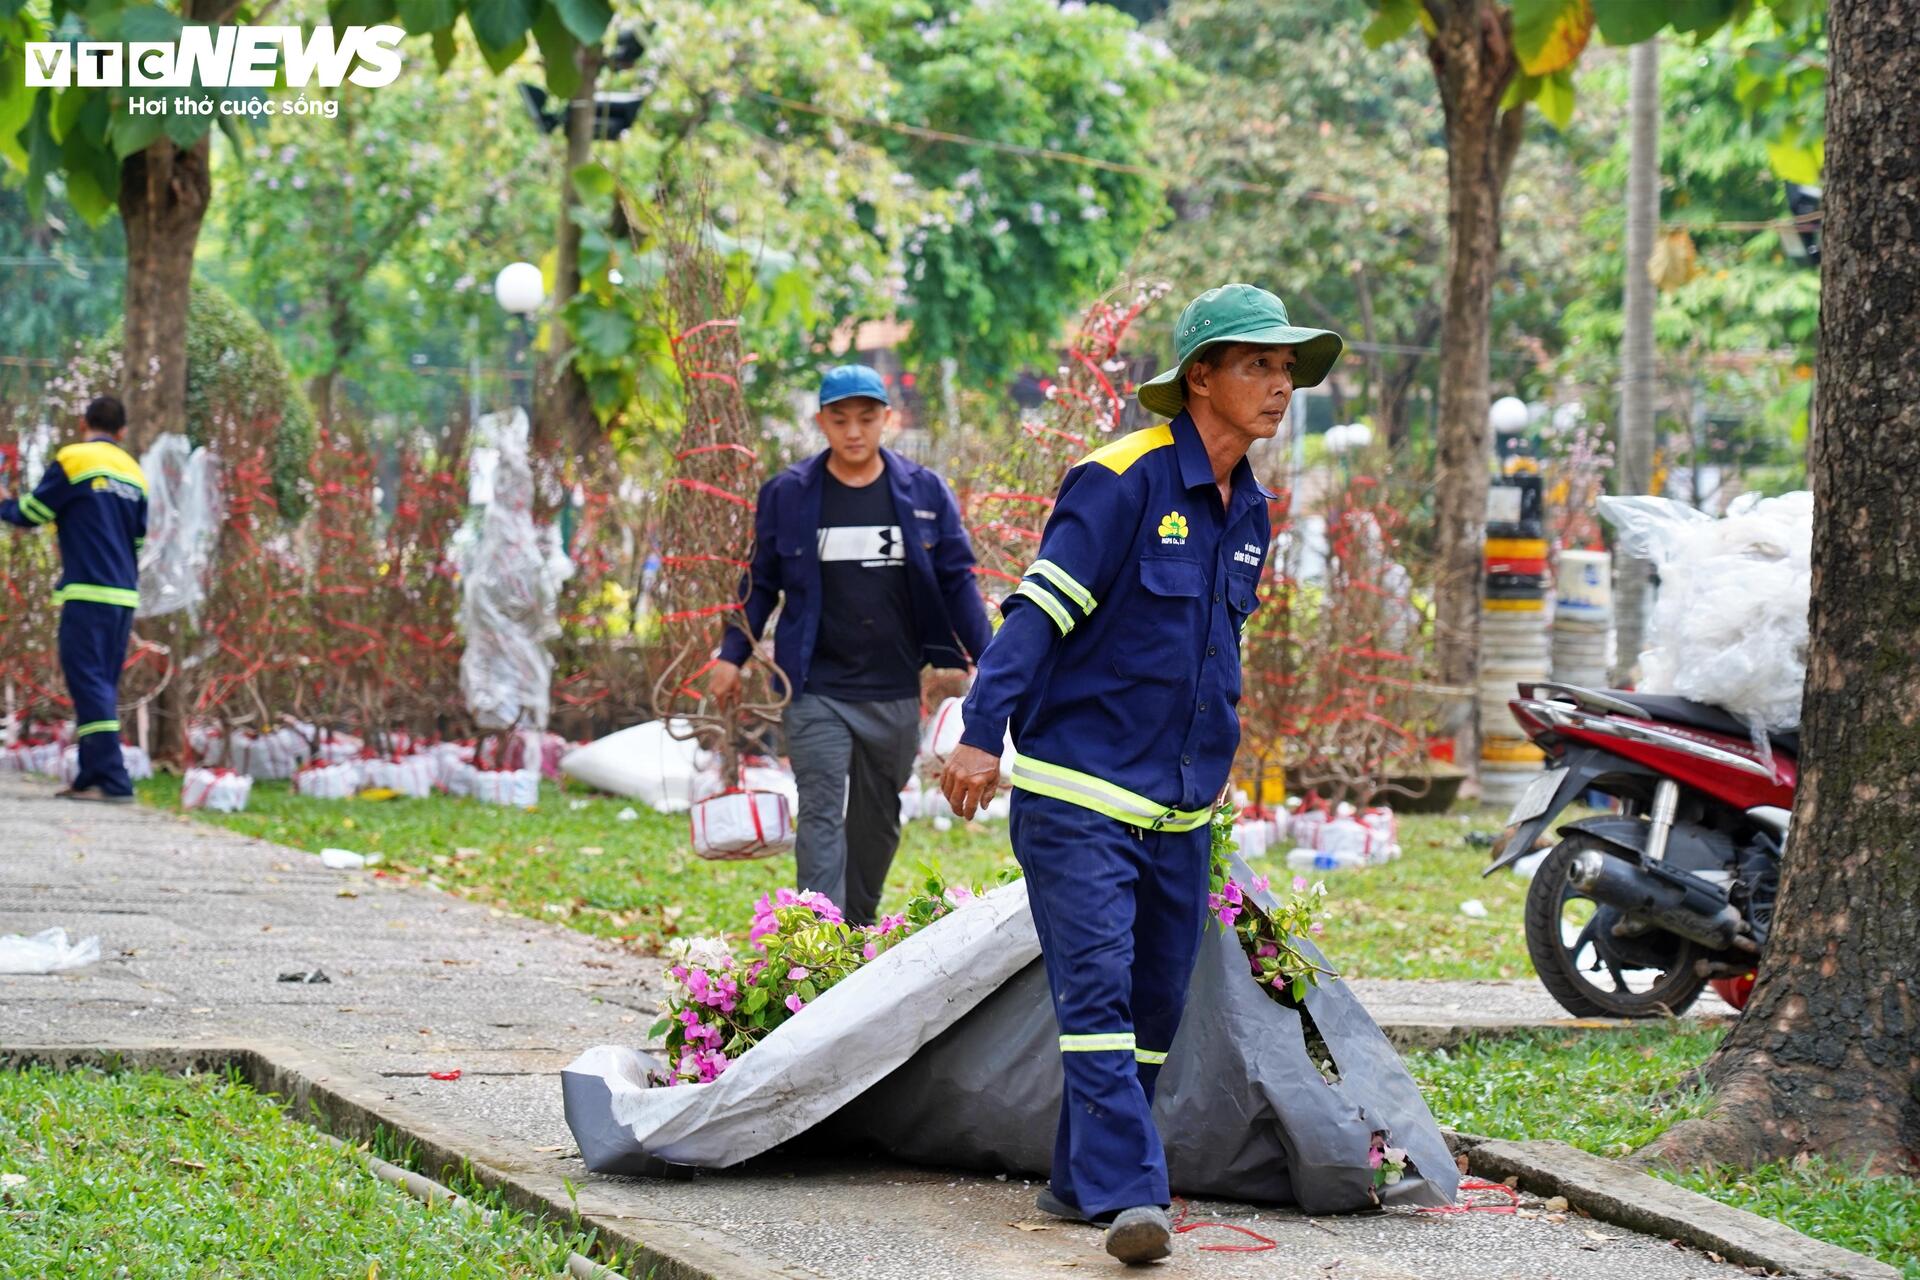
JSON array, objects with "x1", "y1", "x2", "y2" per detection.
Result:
[{"x1": 1157, "y1": 511, "x2": 1189, "y2": 544}]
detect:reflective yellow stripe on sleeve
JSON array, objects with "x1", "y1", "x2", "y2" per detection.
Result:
[
  {"x1": 75, "y1": 720, "x2": 121, "y2": 738},
  {"x1": 1009, "y1": 752, "x2": 1212, "y2": 832},
  {"x1": 1059, "y1": 1032, "x2": 1136, "y2": 1053},
  {"x1": 54, "y1": 584, "x2": 140, "y2": 609},
  {"x1": 21, "y1": 494, "x2": 55, "y2": 525},
  {"x1": 1134, "y1": 1048, "x2": 1169, "y2": 1065},
  {"x1": 1026, "y1": 559, "x2": 1096, "y2": 615},
  {"x1": 1011, "y1": 581, "x2": 1074, "y2": 636}
]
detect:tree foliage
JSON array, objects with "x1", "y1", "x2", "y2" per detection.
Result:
[{"x1": 828, "y1": 0, "x2": 1182, "y2": 385}]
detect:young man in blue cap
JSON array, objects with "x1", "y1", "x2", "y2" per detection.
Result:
[
  {"x1": 940, "y1": 285, "x2": 1342, "y2": 1264},
  {"x1": 713, "y1": 365, "x2": 993, "y2": 924},
  {"x1": 0, "y1": 395, "x2": 148, "y2": 803}
]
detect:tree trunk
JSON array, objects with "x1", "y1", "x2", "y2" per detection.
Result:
[
  {"x1": 1636, "y1": 0, "x2": 1920, "y2": 1175},
  {"x1": 1426, "y1": 2, "x2": 1525, "y2": 739},
  {"x1": 1613, "y1": 38, "x2": 1660, "y2": 686},
  {"x1": 542, "y1": 41, "x2": 605, "y2": 461},
  {"x1": 118, "y1": 135, "x2": 212, "y2": 455}
]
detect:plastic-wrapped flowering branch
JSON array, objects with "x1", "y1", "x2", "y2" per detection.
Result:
[{"x1": 642, "y1": 198, "x2": 787, "y2": 788}]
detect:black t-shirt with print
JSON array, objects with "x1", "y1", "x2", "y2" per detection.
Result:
[{"x1": 806, "y1": 466, "x2": 920, "y2": 701}]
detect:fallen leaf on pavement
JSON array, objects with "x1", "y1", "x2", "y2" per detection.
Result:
[
  {"x1": 1010, "y1": 1221, "x2": 1052, "y2": 1232},
  {"x1": 1584, "y1": 1231, "x2": 1615, "y2": 1242},
  {"x1": 1544, "y1": 1195, "x2": 1568, "y2": 1212},
  {"x1": 336, "y1": 887, "x2": 358, "y2": 898}
]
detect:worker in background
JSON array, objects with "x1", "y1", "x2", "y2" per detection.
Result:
[
  {"x1": 0, "y1": 396, "x2": 148, "y2": 802},
  {"x1": 940, "y1": 285, "x2": 1343, "y2": 1264},
  {"x1": 711, "y1": 365, "x2": 993, "y2": 924}
]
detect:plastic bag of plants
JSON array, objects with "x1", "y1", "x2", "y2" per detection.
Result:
[{"x1": 562, "y1": 859, "x2": 1455, "y2": 1212}]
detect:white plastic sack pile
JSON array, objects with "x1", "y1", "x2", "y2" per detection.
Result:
[
  {"x1": 207, "y1": 726, "x2": 310, "y2": 779},
  {"x1": 135, "y1": 433, "x2": 222, "y2": 621},
  {"x1": 561, "y1": 720, "x2": 709, "y2": 812},
  {"x1": 459, "y1": 765, "x2": 539, "y2": 806},
  {"x1": 182, "y1": 767, "x2": 252, "y2": 812},
  {"x1": 0, "y1": 927, "x2": 100, "y2": 974},
  {"x1": 1286, "y1": 803, "x2": 1400, "y2": 871},
  {"x1": 294, "y1": 760, "x2": 364, "y2": 799},
  {"x1": 690, "y1": 790, "x2": 796, "y2": 860},
  {"x1": 1601, "y1": 491, "x2": 1812, "y2": 731},
  {"x1": 363, "y1": 755, "x2": 438, "y2": 798}
]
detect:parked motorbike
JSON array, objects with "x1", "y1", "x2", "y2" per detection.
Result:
[{"x1": 1485, "y1": 682, "x2": 1793, "y2": 1019}]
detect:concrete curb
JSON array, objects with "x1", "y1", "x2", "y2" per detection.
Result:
[
  {"x1": 1455, "y1": 1136, "x2": 1901, "y2": 1280},
  {"x1": 0, "y1": 1042, "x2": 814, "y2": 1280},
  {"x1": 3, "y1": 1042, "x2": 1897, "y2": 1280}
]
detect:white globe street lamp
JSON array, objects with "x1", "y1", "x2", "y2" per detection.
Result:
[
  {"x1": 494, "y1": 261, "x2": 545, "y2": 315},
  {"x1": 1489, "y1": 396, "x2": 1530, "y2": 435}
]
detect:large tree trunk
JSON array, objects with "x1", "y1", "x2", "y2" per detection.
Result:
[
  {"x1": 1426, "y1": 2, "x2": 1525, "y2": 743},
  {"x1": 118, "y1": 135, "x2": 211, "y2": 455},
  {"x1": 1612, "y1": 38, "x2": 1660, "y2": 686},
  {"x1": 1636, "y1": 0, "x2": 1920, "y2": 1175},
  {"x1": 122, "y1": 126, "x2": 214, "y2": 769},
  {"x1": 541, "y1": 42, "x2": 605, "y2": 461}
]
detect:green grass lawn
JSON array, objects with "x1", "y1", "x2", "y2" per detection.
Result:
[
  {"x1": 1409, "y1": 1027, "x2": 1920, "y2": 1279},
  {"x1": 138, "y1": 775, "x2": 1518, "y2": 972},
  {"x1": 0, "y1": 1066, "x2": 628, "y2": 1278}
]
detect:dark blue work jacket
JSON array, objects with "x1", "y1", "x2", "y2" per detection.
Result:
[
  {"x1": 1, "y1": 436, "x2": 148, "y2": 609},
  {"x1": 719, "y1": 447, "x2": 994, "y2": 697},
  {"x1": 959, "y1": 413, "x2": 1271, "y2": 828}
]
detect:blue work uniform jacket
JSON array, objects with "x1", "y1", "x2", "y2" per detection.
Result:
[
  {"x1": 0, "y1": 437, "x2": 148, "y2": 608},
  {"x1": 719, "y1": 447, "x2": 995, "y2": 698},
  {"x1": 959, "y1": 412, "x2": 1272, "y2": 830}
]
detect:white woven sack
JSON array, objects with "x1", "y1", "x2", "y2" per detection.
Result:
[{"x1": 690, "y1": 790, "x2": 795, "y2": 861}]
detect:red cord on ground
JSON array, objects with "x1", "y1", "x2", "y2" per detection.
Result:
[
  {"x1": 1168, "y1": 1197, "x2": 1279, "y2": 1253},
  {"x1": 1417, "y1": 1178, "x2": 1523, "y2": 1215}
]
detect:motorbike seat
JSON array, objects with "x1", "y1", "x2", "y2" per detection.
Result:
[{"x1": 1604, "y1": 689, "x2": 1799, "y2": 758}]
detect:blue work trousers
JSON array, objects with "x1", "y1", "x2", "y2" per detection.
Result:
[
  {"x1": 1010, "y1": 790, "x2": 1211, "y2": 1220},
  {"x1": 59, "y1": 600, "x2": 134, "y2": 796}
]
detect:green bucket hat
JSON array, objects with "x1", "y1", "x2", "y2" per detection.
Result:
[{"x1": 1136, "y1": 284, "x2": 1344, "y2": 419}]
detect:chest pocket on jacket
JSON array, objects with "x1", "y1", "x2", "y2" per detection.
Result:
[{"x1": 1113, "y1": 557, "x2": 1207, "y2": 682}]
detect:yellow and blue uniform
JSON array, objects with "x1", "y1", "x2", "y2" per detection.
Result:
[
  {"x1": 958, "y1": 410, "x2": 1270, "y2": 1219},
  {"x1": 2, "y1": 437, "x2": 148, "y2": 795}
]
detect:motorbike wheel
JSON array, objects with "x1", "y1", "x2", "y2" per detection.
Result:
[{"x1": 1524, "y1": 834, "x2": 1710, "y2": 1019}]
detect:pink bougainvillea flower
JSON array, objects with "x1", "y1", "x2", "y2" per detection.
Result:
[
  {"x1": 863, "y1": 942, "x2": 879, "y2": 961},
  {"x1": 1310, "y1": 922, "x2": 1325, "y2": 936},
  {"x1": 1250, "y1": 875, "x2": 1270, "y2": 895},
  {"x1": 947, "y1": 884, "x2": 973, "y2": 903},
  {"x1": 1223, "y1": 880, "x2": 1244, "y2": 905},
  {"x1": 1256, "y1": 942, "x2": 1279, "y2": 958},
  {"x1": 785, "y1": 994, "x2": 805, "y2": 1014},
  {"x1": 1292, "y1": 875, "x2": 1309, "y2": 893},
  {"x1": 787, "y1": 966, "x2": 809, "y2": 981}
]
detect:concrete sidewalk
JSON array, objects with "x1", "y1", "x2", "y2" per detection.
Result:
[{"x1": 0, "y1": 774, "x2": 1764, "y2": 1280}]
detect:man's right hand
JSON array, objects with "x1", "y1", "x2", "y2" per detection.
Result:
[
  {"x1": 940, "y1": 744, "x2": 1002, "y2": 820},
  {"x1": 707, "y1": 659, "x2": 743, "y2": 704}
]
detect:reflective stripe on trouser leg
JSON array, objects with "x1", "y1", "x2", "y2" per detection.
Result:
[
  {"x1": 58, "y1": 601, "x2": 134, "y2": 797},
  {"x1": 1012, "y1": 790, "x2": 1208, "y2": 1220}
]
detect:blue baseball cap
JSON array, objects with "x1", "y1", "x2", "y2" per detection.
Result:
[{"x1": 818, "y1": 364, "x2": 890, "y2": 409}]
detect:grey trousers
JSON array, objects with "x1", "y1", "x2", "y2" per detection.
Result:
[{"x1": 785, "y1": 693, "x2": 921, "y2": 926}]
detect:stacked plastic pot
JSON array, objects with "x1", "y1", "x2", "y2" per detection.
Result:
[
  {"x1": 1480, "y1": 475, "x2": 1550, "y2": 807},
  {"x1": 1551, "y1": 549, "x2": 1614, "y2": 689}
]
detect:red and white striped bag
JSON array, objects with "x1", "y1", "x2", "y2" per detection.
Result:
[{"x1": 689, "y1": 790, "x2": 795, "y2": 861}]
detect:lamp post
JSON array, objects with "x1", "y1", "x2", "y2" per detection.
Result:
[{"x1": 493, "y1": 261, "x2": 545, "y2": 421}]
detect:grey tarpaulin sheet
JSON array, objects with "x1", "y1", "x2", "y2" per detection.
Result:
[{"x1": 563, "y1": 863, "x2": 1458, "y2": 1212}]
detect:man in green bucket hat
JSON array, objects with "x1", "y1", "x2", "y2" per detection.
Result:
[
  {"x1": 1134, "y1": 282, "x2": 1344, "y2": 418},
  {"x1": 942, "y1": 283, "x2": 1342, "y2": 1263}
]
